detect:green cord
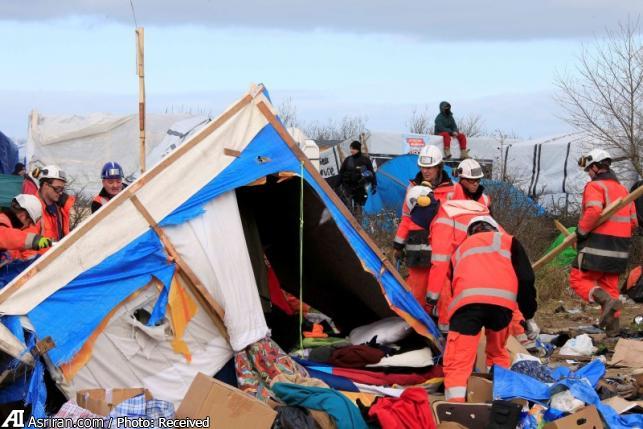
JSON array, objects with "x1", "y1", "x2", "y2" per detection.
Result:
[{"x1": 299, "y1": 161, "x2": 304, "y2": 352}]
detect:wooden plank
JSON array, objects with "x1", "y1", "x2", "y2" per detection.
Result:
[
  {"x1": 224, "y1": 148, "x2": 241, "y2": 157},
  {"x1": 533, "y1": 185, "x2": 643, "y2": 270},
  {"x1": 0, "y1": 91, "x2": 257, "y2": 306},
  {"x1": 255, "y1": 101, "x2": 410, "y2": 290},
  {"x1": 136, "y1": 27, "x2": 146, "y2": 174},
  {"x1": 554, "y1": 219, "x2": 572, "y2": 236},
  {"x1": 129, "y1": 195, "x2": 229, "y2": 341}
]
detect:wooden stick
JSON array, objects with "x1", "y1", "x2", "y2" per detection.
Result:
[
  {"x1": 533, "y1": 185, "x2": 643, "y2": 271},
  {"x1": 554, "y1": 219, "x2": 572, "y2": 237},
  {"x1": 136, "y1": 27, "x2": 146, "y2": 174},
  {"x1": 129, "y1": 195, "x2": 229, "y2": 342}
]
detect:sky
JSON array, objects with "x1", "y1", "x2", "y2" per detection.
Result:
[{"x1": 0, "y1": 1, "x2": 641, "y2": 140}]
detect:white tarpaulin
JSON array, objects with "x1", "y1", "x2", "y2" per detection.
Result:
[{"x1": 27, "y1": 111, "x2": 192, "y2": 195}]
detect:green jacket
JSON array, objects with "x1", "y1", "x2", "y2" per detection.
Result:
[{"x1": 434, "y1": 101, "x2": 458, "y2": 134}]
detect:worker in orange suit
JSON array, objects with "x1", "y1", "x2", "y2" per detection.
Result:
[
  {"x1": 442, "y1": 216, "x2": 537, "y2": 402},
  {"x1": 570, "y1": 149, "x2": 637, "y2": 335},
  {"x1": 0, "y1": 194, "x2": 52, "y2": 259},
  {"x1": 36, "y1": 165, "x2": 75, "y2": 245},
  {"x1": 452, "y1": 158, "x2": 491, "y2": 207},
  {"x1": 424, "y1": 199, "x2": 489, "y2": 332},
  {"x1": 392, "y1": 184, "x2": 439, "y2": 305}
]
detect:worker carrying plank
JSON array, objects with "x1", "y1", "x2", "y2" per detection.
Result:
[
  {"x1": 570, "y1": 149, "x2": 638, "y2": 335},
  {"x1": 0, "y1": 194, "x2": 52, "y2": 259},
  {"x1": 442, "y1": 215, "x2": 537, "y2": 402}
]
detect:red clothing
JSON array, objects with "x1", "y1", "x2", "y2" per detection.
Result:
[
  {"x1": 443, "y1": 328, "x2": 510, "y2": 402},
  {"x1": 39, "y1": 193, "x2": 75, "y2": 243},
  {"x1": 452, "y1": 182, "x2": 490, "y2": 207},
  {"x1": 368, "y1": 387, "x2": 436, "y2": 429},
  {"x1": 426, "y1": 201, "x2": 490, "y2": 330},
  {"x1": 333, "y1": 366, "x2": 440, "y2": 386},
  {"x1": 570, "y1": 268, "x2": 620, "y2": 318},
  {"x1": 0, "y1": 213, "x2": 38, "y2": 252},
  {"x1": 407, "y1": 267, "x2": 430, "y2": 307},
  {"x1": 509, "y1": 308, "x2": 526, "y2": 337},
  {"x1": 448, "y1": 231, "x2": 517, "y2": 319},
  {"x1": 438, "y1": 132, "x2": 467, "y2": 150},
  {"x1": 574, "y1": 172, "x2": 636, "y2": 274},
  {"x1": 21, "y1": 176, "x2": 39, "y2": 196}
]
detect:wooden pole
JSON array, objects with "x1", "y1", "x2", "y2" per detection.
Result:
[
  {"x1": 532, "y1": 185, "x2": 643, "y2": 271},
  {"x1": 554, "y1": 219, "x2": 572, "y2": 237},
  {"x1": 136, "y1": 27, "x2": 146, "y2": 173}
]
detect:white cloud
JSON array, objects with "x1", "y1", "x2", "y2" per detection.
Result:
[{"x1": 2, "y1": 0, "x2": 640, "y2": 41}]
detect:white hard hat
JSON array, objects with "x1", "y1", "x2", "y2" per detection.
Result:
[
  {"x1": 406, "y1": 185, "x2": 434, "y2": 213},
  {"x1": 39, "y1": 165, "x2": 67, "y2": 182},
  {"x1": 13, "y1": 194, "x2": 43, "y2": 224},
  {"x1": 578, "y1": 149, "x2": 611, "y2": 171},
  {"x1": 418, "y1": 145, "x2": 443, "y2": 168},
  {"x1": 467, "y1": 215, "x2": 499, "y2": 235},
  {"x1": 456, "y1": 159, "x2": 484, "y2": 179}
]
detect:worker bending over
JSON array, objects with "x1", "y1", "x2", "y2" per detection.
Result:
[
  {"x1": 393, "y1": 185, "x2": 439, "y2": 305},
  {"x1": 452, "y1": 159, "x2": 490, "y2": 207},
  {"x1": 443, "y1": 216, "x2": 537, "y2": 402},
  {"x1": 92, "y1": 162, "x2": 126, "y2": 213},
  {"x1": 0, "y1": 194, "x2": 52, "y2": 259},
  {"x1": 571, "y1": 149, "x2": 637, "y2": 335},
  {"x1": 37, "y1": 165, "x2": 75, "y2": 243}
]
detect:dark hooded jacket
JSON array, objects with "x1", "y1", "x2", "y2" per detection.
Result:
[{"x1": 434, "y1": 101, "x2": 459, "y2": 134}]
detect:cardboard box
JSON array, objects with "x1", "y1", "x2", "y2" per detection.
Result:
[
  {"x1": 543, "y1": 405, "x2": 604, "y2": 429},
  {"x1": 467, "y1": 376, "x2": 493, "y2": 403},
  {"x1": 76, "y1": 388, "x2": 152, "y2": 416},
  {"x1": 177, "y1": 372, "x2": 277, "y2": 429}
]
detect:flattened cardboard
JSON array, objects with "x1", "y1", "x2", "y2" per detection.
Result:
[
  {"x1": 601, "y1": 396, "x2": 643, "y2": 414},
  {"x1": 177, "y1": 372, "x2": 276, "y2": 429},
  {"x1": 467, "y1": 376, "x2": 493, "y2": 403},
  {"x1": 609, "y1": 339, "x2": 643, "y2": 368},
  {"x1": 543, "y1": 405, "x2": 604, "y2": 429},
  {"x1": 506, "y1": 335, "x2": 529, "y2": 360},
  {"x1": 76, "y1": 388, "x2": 152, "y2": 416}
]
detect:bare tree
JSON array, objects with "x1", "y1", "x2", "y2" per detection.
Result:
[
  {"x1": 457, "y1": 113, "x2": 486, "y2": 137},
  {"x1": 304, "y1": 115, "x2": 368, "y2": 141},
  {"x1": 555, "y1": 19, "x2": 643, "y2": 177},
  {"x1": 407, "y1": 106, "x2": 432, "y2": 134},
  {"x1": 277, "y1": 97, "x2": 299, "y2": 129}
]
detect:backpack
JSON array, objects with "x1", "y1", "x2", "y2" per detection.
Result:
[{"x1": 624, "y1": 266, "x2": 643, "y2": 303}]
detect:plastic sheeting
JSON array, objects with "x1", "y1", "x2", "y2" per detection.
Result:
[{"x1": 0, "y1": 174, "x2": 22, "y2": 208}]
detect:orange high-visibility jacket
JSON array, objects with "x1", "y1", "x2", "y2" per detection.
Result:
[
  {"x1": 448, "y1": 231, "x2": 518, "y2": 320},
  {"x1": 39, "y1": 193, "x2": 75, "y2": 243},
  {"x1": 452, "y1": 182, "x2": 491, "y2": 207},
  {"x1": 0, "y1": 212, "x2": 39, "y2": 254},
  {"x1": 574, "y1": 173, "x2": 637, "y2": 273}
]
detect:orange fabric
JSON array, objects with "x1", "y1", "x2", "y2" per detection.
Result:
[
  {"x1": 303, "y1": 323, "x2": 328, "y2": 338},
  {"x1": 448, "y1": 231, "x2": 517, "y2": 319},
  {"x1": 21, "y1": 177, "x2": 38, "y2": 196},
  {"x1": 578, "y1": 178, "x2": 637, "y2": 237},
  {"x1": 61, "y1": 286, "x2": 150, "y2": 380},
  {"x1": 92, "y1": 194, "x2": 109, "y2": 210},
  {"x1": 0, "y1": 213, "x2": 37, "y2": 252},
  {"x1": 168, "y1": 275, "x2": 198, "y2": 362},
  {"x1": 443, "y1": 328, "x2": 509, "y2": 402},
  {"x1": 509, "y1": 309, "x2": 526, "y2": 337},
  {"x1": 626, "y1": 266, "x2": 642, "y2": 291},
  {"x1": 39, "y1": 193, "x2": 75, "y2": 242},
  {"x1": 426, "y1": 202, "x2": 490, "y2": 328},
  {"x1": 452, "y1": 182, "x2": 491, "y2": 207},
  {"x1": 407, "y1": 267, "x2": 430, "y2": 307},
  {"x1": 394, "y1": 214, "x2": 425, "y2": 244},
  {"x1": 570, "y1": 267, "x2": 620, "y2": 319}
]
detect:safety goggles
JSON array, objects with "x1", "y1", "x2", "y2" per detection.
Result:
[{"x1": 46, "y1": 182, "x2": 65, "y2": 193}]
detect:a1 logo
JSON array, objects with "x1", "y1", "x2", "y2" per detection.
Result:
[{"x1": 1, "y1": 410, "x2": 24, "y2": 428}]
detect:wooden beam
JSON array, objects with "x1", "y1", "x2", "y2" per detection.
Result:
[
  {"x1": 533, "y1": 185, "x2": 643, "y2": 270},
  {"x1": 255, "y1": 100, "x2": 410, "y2": 291},
  {"x1": 554, "y1": 219, "x2": 572, "y2": 237},
  {"x1": 136, "y1": 27, "x2": 146, "y2": 174},
  {"x1": 224, "y1": 148, "x2": 241, "y2": 157},
  {"x1": 0, "y1": 91, "x2": 258, "y2": 306},
  {"x1": 129, "y1": 195, "x2": 229, "y2": 341}
]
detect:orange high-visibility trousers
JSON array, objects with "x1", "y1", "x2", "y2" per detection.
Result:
[
  {"x1": 406, "y1": 267, "x2": 430, "y2": 307},
  {"x1": 569, "y1": 268, "x2": 621, "y2": 318},
  {"x1": 509, "y1": 309, "x2": 525, "y2": 337},
  {"x1": 443, "y1": 328, "x2": 510, "y2": 402}
]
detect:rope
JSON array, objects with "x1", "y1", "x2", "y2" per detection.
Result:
[{"x1": 298, "y1": 161, "x2": 305, "y2": 351}]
